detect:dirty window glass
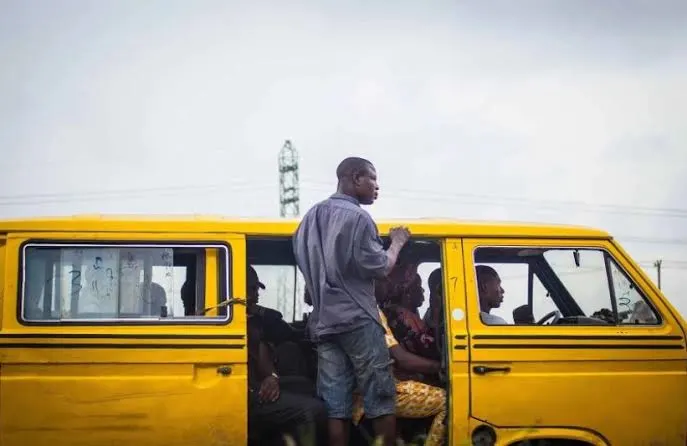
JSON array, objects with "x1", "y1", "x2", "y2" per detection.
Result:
[
  {"x1": 22, "y1": 244, "x2": 230, "y2": 322},
  {"x1": 609, "y1": 260, "x2": 660, "y2": 325}
]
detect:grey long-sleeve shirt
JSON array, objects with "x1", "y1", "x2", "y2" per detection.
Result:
[{"x1": 293, "y1": 193, "x2": 390, "y2": 341}]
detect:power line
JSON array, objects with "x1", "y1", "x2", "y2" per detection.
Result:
[
  {"x1": 616, "y1": 236, "x2": 687, "y2": 246},
  {"x1": 0, "y1": 183, "x2": 246, "y2": 201},
  {"x1": 0, "y1": 178, "x2": 272, "y2": 200},
  {"x1": 0, "y1": 181, "x2": 276, "y2": 206},
  {"x1": 2, "y1": 178, "x2": 687, "y2": 218},
  {"x1": 2, "y1": 178, "x2": 687, "y2": 250},
  {"x1": 300, "y1": 180, "x2": 687, "y2": 219},
  {"x1": 3, "y1": 178, "x2": 687, "y2": 221}
]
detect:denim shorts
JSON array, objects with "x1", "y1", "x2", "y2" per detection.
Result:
[{"x1": 316, "y1": 319, "x2": 396, "y2": 419}]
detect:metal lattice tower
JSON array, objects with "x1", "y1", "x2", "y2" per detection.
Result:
[
  {"x1": 279, "y1": 140, "x2": 300, "y2": 218},
  {"x1": 277, "y1": 140, "x2": 300, "y2": 318}
]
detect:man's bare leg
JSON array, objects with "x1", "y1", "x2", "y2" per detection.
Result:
[
  {"x1": 328, "y1": 418, "x2": 350, "y2": 446},
  {"x1": 372, "y1": 414, "x2": 397, "y2": 446}
]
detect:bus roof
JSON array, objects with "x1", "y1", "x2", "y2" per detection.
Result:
[{"x1": 0, "y1": 214, "x2": 612, "y2": 239}]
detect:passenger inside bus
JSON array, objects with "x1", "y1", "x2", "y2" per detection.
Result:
[
  {"x1": 422, "y1": 267, "x2": 443, "y2": 333},
  {"x1": 246, "y1": 265, "x2": 326, "y2": 445},
  {"x1": 246, "y1": 237, "x2": 448, "y2": 445},
  {"x1": 246, "y1": 266, "x2": 312, "y2": 377},
  {"x1": 476, "y1": 265, "x2": 509, "y2": 325},
  {"x1": 378, "y1": 261, "x2": 440, "y2": 363}
]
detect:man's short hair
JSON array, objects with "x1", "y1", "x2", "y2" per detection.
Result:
[
  {"x1": 476, "y1": 265, "x2": 499, "y2": 286},
  {"x1": 336, "y1": 157, "x2": 373, "y2": 181}
]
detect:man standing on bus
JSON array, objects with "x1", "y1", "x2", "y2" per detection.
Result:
[{"x1": 293, "y1": 157, "x2": 410, "y2": 446}]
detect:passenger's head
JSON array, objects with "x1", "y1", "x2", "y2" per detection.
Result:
[
  {"x1": 180, "y1": 280, "x2": 195, "y2": 316},
  {"x1": 336, "y1": 157, "x2": 378, "y2": 205},
  {"x1": 428, "y1": 267, "x2": 442, "y2": 307},
  {"x1": 428, "y1": 268, "x2": 442, "y2": 297},
  {"x1": 246, "y1": 265, "x2": 265, "y2": 306},
  {"x1": 407, "y1": 273, "x2": 425, "y2": 309},
  {"x1": 385, "y1": 262, "x2": 423, "y2": 309},
  {"x1": 476, "y1": 265, "x2": 504, "y2": 312},
  {"x1": 149, "y1": 282, "x2": 167, "y2": 316}
]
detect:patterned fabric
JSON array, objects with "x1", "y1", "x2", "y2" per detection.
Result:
[
  {"x1": 379, "y1": 310, "x2": 398, "y2": 349},
  {"x1": 395, "y1": 380, "x2": 446, "y2": 446},
  {"x1": 384, "y1": 304, "x2": 439, "y2": 360},
  {"x1": 352, "y1": 380, "x2": 446, "y2": 446},
  {"x1": 351, "y1": 309, "x2": 447, "y2": 446}
]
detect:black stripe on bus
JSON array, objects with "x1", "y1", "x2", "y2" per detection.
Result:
[
  {"x1": 0, "y1": 333, "x2": 244, "y2": 340},
  {"x1": 473, "y1": 343, "x2": 684, "y2": 350},
  {"x1": 471, "y1": 334, "x2": 683, "y2": 341},
  {"x1": 0, "y1": 343, "x2": 245, "y2": 349}
]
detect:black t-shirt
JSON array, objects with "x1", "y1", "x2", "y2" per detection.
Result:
[
  {"x1": 247, "y1": 306, "x2": 299, "y2": 389},
  {"x1": 247, "y1": 314, "x2": 264, "y2": 390}
]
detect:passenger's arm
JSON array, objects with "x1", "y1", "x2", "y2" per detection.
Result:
[
  {"x1": 265, "y1": 320, "x2": 299, "y2": 343},
  {"x1": 256, "y1": 341, "x2": 276, "y2": 379},
  {"x1": 256, "y1": 341, "x2": 280, "y2": 402},
  {"x1": 259, "y1": 308, "x2": 299, "y2": 343},
  {"x1": 389, "y1": 344, "x2": 441, "y2": 375},
  {"x1": 378, "y1": 309, "x2": 438, "y2": 375}
]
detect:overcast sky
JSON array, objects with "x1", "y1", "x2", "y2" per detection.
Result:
[{"x1": 1, "y1": 0, "x2": 686, "y2": 318}]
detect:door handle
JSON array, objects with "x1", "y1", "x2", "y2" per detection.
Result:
[
  {"x1": 217, "y1": 366, "x2": 232, "y2": 376},
  {"x1": 473, "y1": 365, "x2": 511, "y2": 375}
]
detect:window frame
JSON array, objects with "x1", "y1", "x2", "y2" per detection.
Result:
[
  {"x1": 469, "y1": 241, "x2": 664, "y2": 328},
  {"x1": 17, "y1": 240, "x2": 233, "y2": 326}
]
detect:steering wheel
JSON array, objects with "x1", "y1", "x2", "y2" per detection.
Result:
[{"x1": 536, "y1": 310, "x2": 561, "y2": 325}]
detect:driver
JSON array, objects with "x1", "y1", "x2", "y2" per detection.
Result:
[{"x1": 476, "y1": 265, "x2": 508, "y2": 325}]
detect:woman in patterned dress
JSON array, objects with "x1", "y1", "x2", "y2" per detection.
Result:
[
  {"x1": 352, "y1": 263, "x2": 448, "y2": 446},
  {"x1": 378, "y1": 262, "x2": 440, "y2": 363}
]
